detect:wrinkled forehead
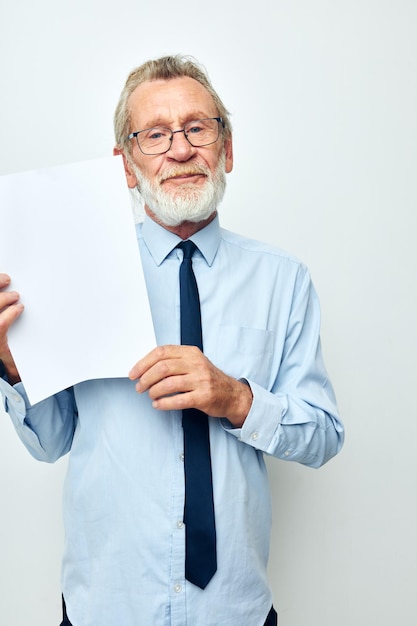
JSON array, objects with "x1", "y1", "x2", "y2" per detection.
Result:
[{"x1": 128, "y1": 76, "x2": 218, "y2": 130}]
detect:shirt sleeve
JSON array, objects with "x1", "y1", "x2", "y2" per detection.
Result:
[
  {"x1": 0, "y1": 378, "x2": 76, "y2": 463},
  {"x1": 221, "y1": 265, "x2": 344, "y2": 468}
]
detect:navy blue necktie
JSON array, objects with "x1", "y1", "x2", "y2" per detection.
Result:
[{"x1": 178, "y1": 240, "x2": 217, "y2": 589}]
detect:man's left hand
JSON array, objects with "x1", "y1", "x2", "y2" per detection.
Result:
[{"x1": 129, "y1": 345, "x2": 252, "y2": 428}]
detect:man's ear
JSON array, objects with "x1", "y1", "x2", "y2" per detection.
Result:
[
  {"x1": 224, "y1": 137, "x2": 233, "y2": 174},
  {"x1": 113, "y1": 147, "x2": 138, "y2": 188}
]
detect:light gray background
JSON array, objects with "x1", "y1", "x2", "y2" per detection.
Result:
[{"x1": 0, "y1": 1, "x2": 416, "y2": 624}]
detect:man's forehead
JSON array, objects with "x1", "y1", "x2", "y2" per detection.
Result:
[{"x1": 128, "y1": 77, "x2": 217, "y2": 127}]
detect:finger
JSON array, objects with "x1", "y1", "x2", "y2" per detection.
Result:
[
  {"x1": 151, "y1": 389, "x2": 199, "y2": 412},
  {"x1": 0, "y1": 297, "x2": 23, "y2": 336},
  {"x1": 0, "y1": 302, "x2": 24, "y2": 347},
  {"x1": 0, "y1": 301, "x2": 24, "y2": 324},
  {"x1": 129, "y1": 345, "x2": 178, "y2": 380},
  {"x1": 0, "y1": 274, "x2": 11, "y2": 289},
  {"x1": 135, "y1": 355, "x2": 189, "y2": 393},
  {"x1": 134, "y1": 345, "x2": 205, "y2": 392},
  {"x1": 0, "y1": 291, "x2": 20, "y2": 311},
  {"x1": 145, "y1": 372, "x2": 197, "y2": 401},
  {"x1": 129, "y1": 345, "x2": 195, "y2": 380}
]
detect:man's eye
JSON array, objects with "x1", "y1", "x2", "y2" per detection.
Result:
[
  {"x1": 188, "y1": 126, "x2": 203, "y2": 134},
  {"x1": 143, "y1": 127, "x2": 170, "y2": 141},
  {"x1": 148, "y1": 130, "x2": 166, "y2": 140}
]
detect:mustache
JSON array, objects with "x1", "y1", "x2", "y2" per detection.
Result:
[{"x1": 158, "y1": 164, "x2": 209, "y2": 183}]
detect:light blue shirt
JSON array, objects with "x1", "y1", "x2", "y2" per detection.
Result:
[{"x1": 1, "y1": 214, "x2": 344, "y2": 626}]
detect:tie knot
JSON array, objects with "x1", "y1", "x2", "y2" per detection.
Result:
[{"x1": 179, "y1": 240, "x2": 198, "y2": 260}]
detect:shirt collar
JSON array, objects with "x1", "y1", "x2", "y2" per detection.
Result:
[{"x1": 141, "y1": 213, "x2": 221, "y2": 267}]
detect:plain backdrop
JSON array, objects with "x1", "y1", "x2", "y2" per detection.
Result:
[{"x1": 0, "y1": 1, "x2": 416, "y2": 625}]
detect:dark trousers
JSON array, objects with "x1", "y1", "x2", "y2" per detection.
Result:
[{"x1": 61, "y1": 597, "x2": 277, "y2": 625}]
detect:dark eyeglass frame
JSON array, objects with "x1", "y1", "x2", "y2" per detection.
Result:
[{"x1": 127, "y1": 117, "x2": 225, "y2": 155}]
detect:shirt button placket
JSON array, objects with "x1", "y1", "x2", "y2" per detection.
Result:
[{"x1": 170, "y1": 444, "x2": 187, "y2": 626}]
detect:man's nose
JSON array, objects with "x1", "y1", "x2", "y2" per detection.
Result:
[{"x1": 167, "y1": 130, "x2": 196, "y2": 160}]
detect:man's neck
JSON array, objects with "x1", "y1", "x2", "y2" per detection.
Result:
[{"x1": 144, "y1": 207, "x2": 217, "y2": 240}]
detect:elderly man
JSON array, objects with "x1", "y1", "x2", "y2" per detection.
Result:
[{"x1": 0, "y1": 55, "x2": 344, "y2": 626}]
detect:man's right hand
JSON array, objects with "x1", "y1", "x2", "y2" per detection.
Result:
[{"x1": 0, "y1": 273, "x2": 23, "y2": 384}]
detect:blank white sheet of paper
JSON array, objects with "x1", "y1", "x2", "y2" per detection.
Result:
[{"x1": 0, "y1": 155, "x2": 155, "y2": 405}]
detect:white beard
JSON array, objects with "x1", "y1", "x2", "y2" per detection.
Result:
[{"x1": 130, "y1": 152, "x2": 227, "y2": 227}]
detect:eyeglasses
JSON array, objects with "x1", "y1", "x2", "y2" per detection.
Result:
[{"x1": 127, "y1": 117, "x2": 224, "y2": 155}]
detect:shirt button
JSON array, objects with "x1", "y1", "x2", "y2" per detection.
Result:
[
  {"x1": 13, "y1": 394, "x2": 21, "y2": 403},
  {"x1": 174, "y1": 583, "x2": 182, "y2": 593},
  {"x1": 179, "y1": 453, "x2": 184, "y2": 462},
  {"x1": 251, "y1": 431, "x2": 259, "y2": 441},
  {"x1": 177, "y1": 520, "x2": 184, "y2": 529},
  {"x1": 284, "y1": 450, "x2": 290, "y2": 457}
]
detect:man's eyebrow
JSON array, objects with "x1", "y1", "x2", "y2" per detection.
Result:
[{"x1": 139, "y1": 112, "x2": 215, "y2": 129}]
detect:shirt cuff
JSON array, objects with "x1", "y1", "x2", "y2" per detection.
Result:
[
  {"x1": 0, "y1": 378, "x2": 28, "y2": 424},
  {"x1": 221, "y1": 379, "x2": 291, "y2": 456}
]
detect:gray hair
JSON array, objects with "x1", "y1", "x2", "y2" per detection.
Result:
[{"x1": 113, "y1": 54, "x2": 232, "y2": 157}]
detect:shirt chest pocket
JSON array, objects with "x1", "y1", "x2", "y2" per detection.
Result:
[{"x1": 213, "y1": 324, "x2": 274, "y2": 388}]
